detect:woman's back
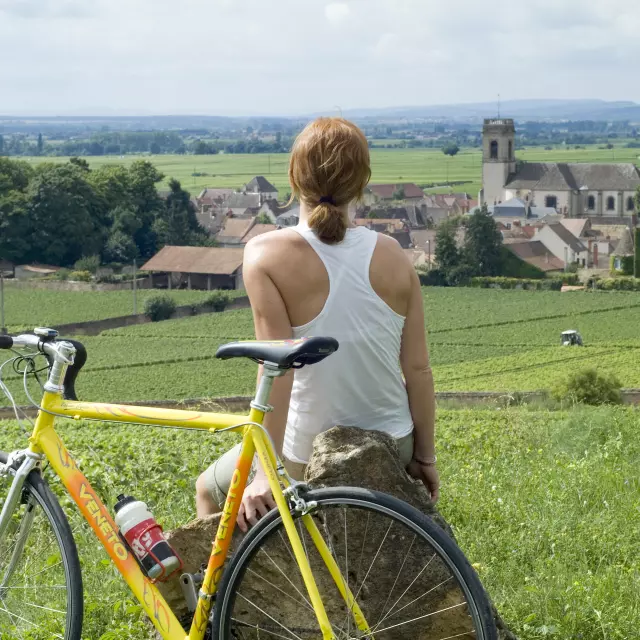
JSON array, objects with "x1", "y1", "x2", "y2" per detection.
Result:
[{"x1": 247, "y1": 222, "x2": 415, "y2": 462}]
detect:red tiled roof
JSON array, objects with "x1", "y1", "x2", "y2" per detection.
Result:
[
  {"x1": 368, "y1": 183, "x2": 425, "y2": 199},
  {"x1": 242, "y1": 224, "x2": 277, "y2": 242},
  {"x1": 141, "y1": 246, "x2": 244, "y2": 275}
]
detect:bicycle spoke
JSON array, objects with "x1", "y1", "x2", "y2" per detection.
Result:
[
  {"x1": 378, "y1": 576, "x2": 456, "y2": 629},
  {"x1": 352, "y1": 519, "x2": 393, "y2": 603},
  {"x1": 375, "y1": 533, "x2": 416, "y2": 628},
  {"x1": 245, "y1": 567, "x2": 314, "y2": 611},
  {"x1": 373, "y1": 601, "x2": 468, "y2": 635},
  {"x1": 231, "y1": 618, "x2": 302, "y2": 640},
  {"x1": 0, "y1": 600, "x2": 64, "y2": 638},
  {"x1": 372, "y1": 551, "x2": 437, "y2": 631},
  {"x1": 258, "y1": 547, "x2": 312, "y2": 609},
  {"x1": 23, "y1": 600, "x2": 66, "y2": 614},
  {"x1": 2, "y1": 584, "x2": 66, "y2": 590},
  {"x1": 236, "y1": 593, "x2": 305, "y2": 640},
  {"x1": 0, "y1": 596, "x2": 27, "y2": 640}
]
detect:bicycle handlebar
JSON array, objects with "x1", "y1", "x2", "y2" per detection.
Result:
[{"x1": 0, "y1": 333, "x2": 88, "y2": 401}]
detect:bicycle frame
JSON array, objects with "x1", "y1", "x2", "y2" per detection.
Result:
[{"x1": 14, "y1": 367, "x2": 370, "y2": 640}]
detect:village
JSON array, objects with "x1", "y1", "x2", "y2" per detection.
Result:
[{"x1": 132, "y1": 118, "x2": 639, "y2": 290}]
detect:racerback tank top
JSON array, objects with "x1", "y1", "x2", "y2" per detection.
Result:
[{"x1": 283, "y1": 222, "x2": 414, "y2": 464}]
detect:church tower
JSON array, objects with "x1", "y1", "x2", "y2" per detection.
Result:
[{"x1": 481, "y1": 119, "x2": 516, "y2": 205}]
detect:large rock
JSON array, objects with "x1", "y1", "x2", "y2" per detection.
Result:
[{"x1": 158, "y1": 427, "x2": 517, "y2": 639}]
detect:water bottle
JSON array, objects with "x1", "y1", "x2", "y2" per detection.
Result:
[{"x1": 114, "y1": 494, "x2": 182, "y2": 582}]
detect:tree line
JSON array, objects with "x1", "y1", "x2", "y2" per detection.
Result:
[
  {"x1": 0, "y1": 131, "x2": 294, "y2": 158},
  {"x1": 0, "y1": 157, "x2": 208, "y2": 268}
]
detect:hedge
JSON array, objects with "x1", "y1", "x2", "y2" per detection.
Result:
[
  {"x1": 470, "y1": 277, "x2": 570, "y2": 291},
  {"x1": 592, "y1": 277, "x2": 640, "y2": 291}
]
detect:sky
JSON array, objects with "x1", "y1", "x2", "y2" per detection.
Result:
[{"x1": 1, "y1": 0, "x2": 640, "y2": 116}]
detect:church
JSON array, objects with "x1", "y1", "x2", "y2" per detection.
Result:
[{"x1": 479, "y1": 119, "x2": 640, "y2": 217}]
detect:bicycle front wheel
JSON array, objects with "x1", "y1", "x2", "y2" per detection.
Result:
[
  {"x1": 0, "y1": 452, "x2": 83, "y2": 640},
  {"x1": 213, "y1": 487, "x2": 496, "y2": 639}
]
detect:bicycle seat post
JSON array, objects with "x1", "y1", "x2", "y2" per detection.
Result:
[{"x1": 251, "y1": 362, "x2": 285, "y2": 414}]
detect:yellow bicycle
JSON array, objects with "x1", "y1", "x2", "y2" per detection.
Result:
[{"x1": 0, "y1": 328, "x2": 497, "y2": 639}]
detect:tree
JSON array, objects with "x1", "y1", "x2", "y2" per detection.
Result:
[
  {"x1": 463, "y1": 203, "x2": 503, "y2": 276},
  {"x1": 0, "y1": 191, "x2": 31, "y2": 262},
  {"x1": 149, "y1": 142, "x2": 161, "y2": 154},
  {"x1": 37, "y1": 133, "x2": 44, "y2": 155},
  {"x1": 442, "y1": 143, "x2": 460, "y2": 157},
  {"x1": 153, "y1": 178, "x2": 205, "y2": 247},
  {"x1": 104, "y1": 230, "x2": 139, "y2": 263},
  {"x1": 127, "y1": 161, "x2": 164, "y2": 258},
  {"x1": 0, "y1": 157, "x2": 33, "y2": 195},
  {"x1": 69, "y1": 157, "x2": 90, "y2": 172},
  {"x1": 392, "y1": 185, "x2": 405, "y2": 200},
  {"x1": 255, "y1": 212, "x2": 273, "y2": 224},
  {"x1": 25, "y1": 163, "x2": 104, "y2": 265},
  {"x1": 435, "y1": 218, "x2": 461, "y2": 275}
]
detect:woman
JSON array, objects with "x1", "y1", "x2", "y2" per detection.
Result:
[{"x1": 196, "y1": 117, "x2": 438, "y2": 531}]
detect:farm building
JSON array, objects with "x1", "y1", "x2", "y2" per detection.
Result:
[{"x1": 141, "y1": 246, "x2": 245, "y2": 290}]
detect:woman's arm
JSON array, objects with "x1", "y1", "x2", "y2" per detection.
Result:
[
  {"x1": 400, "y1": 268, "x2": 439, "y2": 502},
  {"x1": 237, "y1": 237, "x2": 294, "y2": 530}
]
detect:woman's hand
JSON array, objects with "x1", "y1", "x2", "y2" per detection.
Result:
[
  {"x1": 237, "y1": 468, "x2": 277, "y2": 533},
  {"x1": 407, "y1": 459, "x2": 440, "y2": 504}
]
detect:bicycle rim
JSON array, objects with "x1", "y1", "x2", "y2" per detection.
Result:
[
  {"x1": 214, "y1": 487, "x2": 496, "y2": 640},
  {"x1": 0, "y1": 460, "x2": 83, "y2": 640}
]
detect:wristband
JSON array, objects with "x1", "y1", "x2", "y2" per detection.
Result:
[{"x1": 413, "y1": 454, "x2": 437, "y2": 466}]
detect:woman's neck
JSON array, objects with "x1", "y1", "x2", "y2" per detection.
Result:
[{"x1": 298, "y1": 200, "x2": 354, "y2": 227}]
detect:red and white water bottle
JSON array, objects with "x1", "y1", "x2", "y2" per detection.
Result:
[{"x1": 114, "y1": 494, "x2": 182, "y2": 582}]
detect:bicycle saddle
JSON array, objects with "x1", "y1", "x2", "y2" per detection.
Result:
[{"x1": 215, "y1": 336, "x2": 339, "y2": 368}]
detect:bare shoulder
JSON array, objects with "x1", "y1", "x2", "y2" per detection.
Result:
[
  {"x1": 244, "y1": 229, "x2": 304, "y2": 266},
  {"x1": 373, "y1": 232, "x2": 414, "y2": 272}
]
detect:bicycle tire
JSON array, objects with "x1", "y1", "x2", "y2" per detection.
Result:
[
  {"x1": 0, "y1": 451, "x2": 83, "y2": 640},
  {"x1": 213, "y1": 486, "x2": 497, "y2": 639}
]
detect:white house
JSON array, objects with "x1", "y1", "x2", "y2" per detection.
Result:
[
  {"x1": 536, "y1": 223, "x2": 589, "y2": 267},
  {"x1": 480, "y1": 119, "x2": 640, "y2": 217},
  {"x1": 243, "y1": 176, "x2": 279, "y2": 202}
]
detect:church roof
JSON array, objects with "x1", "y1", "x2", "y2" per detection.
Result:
[{"x1": 505, "y1": 162, "x2": 640, "y2": 191}]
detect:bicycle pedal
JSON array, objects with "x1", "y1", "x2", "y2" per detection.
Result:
[{"x1": 179, "y1": 571, "x2": 204, "y2": 613}]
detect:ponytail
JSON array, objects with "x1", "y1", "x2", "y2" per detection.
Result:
[{"x1": 308, "y1": 202, "x2": 347, "y2": 244}]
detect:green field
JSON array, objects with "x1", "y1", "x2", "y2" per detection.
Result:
[
  {"x1": 2, "y1": 287, "x2": 640, "y2": 638},
  {"x1": 3, "y1": 287, "x2": 640, "y2": 408},
  {"x1": 1, "y1": 285, "x2": 245, "y2": 334},
  {"x1": 1, "y1": 405, "x2": 638, "y2": 638},
  {"x1": 20, "y1": 144, "x2": 640, "y2": 197}
]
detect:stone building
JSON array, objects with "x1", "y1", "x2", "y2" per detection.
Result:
[{"x1": 480, "y1": 118, "x2": 640, "y2": 217}]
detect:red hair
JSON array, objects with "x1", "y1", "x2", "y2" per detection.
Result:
[{"x1": 289, "y1": 117, "x2": 371, "y2": 244}]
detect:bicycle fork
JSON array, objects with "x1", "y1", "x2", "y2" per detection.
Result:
[{"x1": 0, "y1": 452, "x2": 40, "y2": 595}]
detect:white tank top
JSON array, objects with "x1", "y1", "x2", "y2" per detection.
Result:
[{"x1": 283, "y1": 222, "x2": 414, "y2": 464}]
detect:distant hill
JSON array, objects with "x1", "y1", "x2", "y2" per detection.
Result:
[
  {"x1": 3, "y1": 100, "x2": 640, "y2": 133},
  {"x1": 340, "y1": 99, "x2": 640, "y2": 123}
]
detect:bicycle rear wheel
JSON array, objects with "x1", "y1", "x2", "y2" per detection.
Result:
[
  {"x1": 213, "y1": 487, "x2": 496, "y2": 640},
  {"x1": 0, "y1": 452, "x2": 83, "y2": 640}
]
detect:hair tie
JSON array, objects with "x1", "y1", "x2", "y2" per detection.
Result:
[{"x1": 318, "y1": 195, "x2": 336, "y2": 206}]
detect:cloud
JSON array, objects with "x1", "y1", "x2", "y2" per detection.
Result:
[
  {"x1": 324, "y1": 2, "x2": 350, "y2": 25},
  {"x1": 0, "y1": 0, "x2": 92, "y2": 19},
  {"x1": 0, "y1": 0, "x2": 639, "y2": 115}
]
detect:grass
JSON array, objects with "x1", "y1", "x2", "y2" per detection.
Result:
[
  {"x1": 4, "y1": 287, "x2": 640, "y2": 407},
  {"x1": 1, "y1": 285, "x2": 244, "y2": 334},
  {"x1": 1, "y1": 405, "x2": 638, "y2": 638},
  {"x1": 19, "y1": 143, "x2": 640, "y2": 196}
]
